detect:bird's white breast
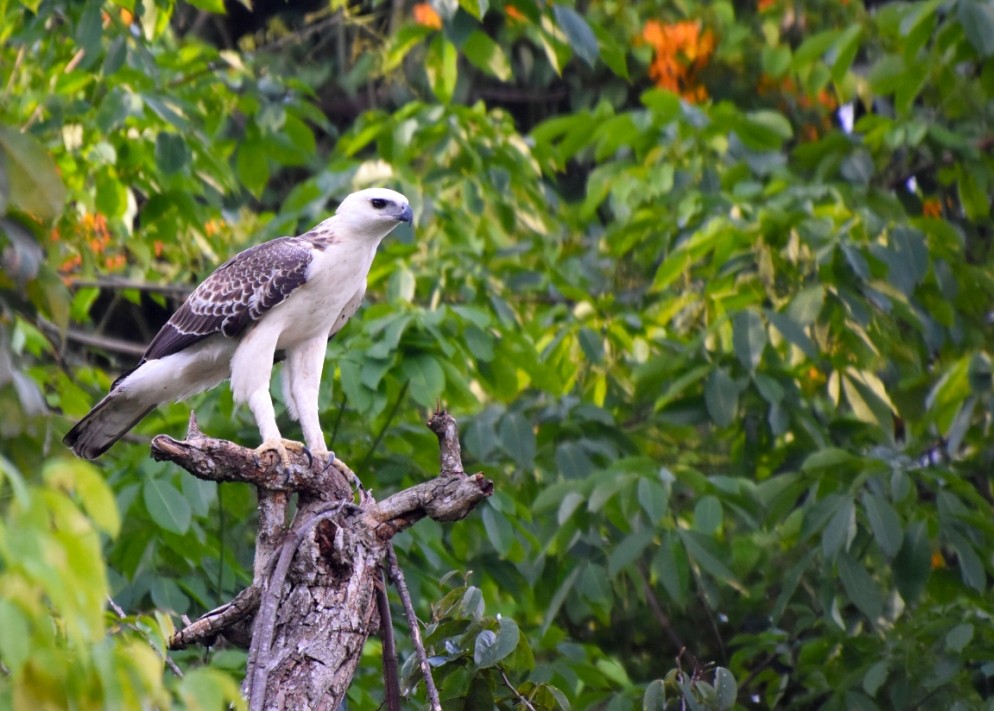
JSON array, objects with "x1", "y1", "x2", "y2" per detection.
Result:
[{"x1": 269, "y1": 240, "x2": 377, "y2": 348}]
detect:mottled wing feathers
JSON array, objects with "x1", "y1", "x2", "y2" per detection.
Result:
[{"x1": 143, "y1": 237, "x2": 314, "y2": 361}]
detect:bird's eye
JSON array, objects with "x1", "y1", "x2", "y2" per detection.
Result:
[{"x1": 370, "y1": 198, "x2": 388, "y2": 209}]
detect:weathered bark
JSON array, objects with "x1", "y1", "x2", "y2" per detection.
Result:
[{"x1": 152, "y1": 410, "x2": 492, "y2": 710}]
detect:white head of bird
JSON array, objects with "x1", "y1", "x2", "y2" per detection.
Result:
[{"x1": 332, "y1": 188, "x2": 413, "y2": 240}]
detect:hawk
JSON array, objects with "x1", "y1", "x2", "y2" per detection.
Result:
[{"x1": 64, "y1": 188, "x2": 413, "y2": 463}]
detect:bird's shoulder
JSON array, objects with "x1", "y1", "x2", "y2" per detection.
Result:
[{"x1": 142, "y1": 231, "x2": 335, "y2": 361}]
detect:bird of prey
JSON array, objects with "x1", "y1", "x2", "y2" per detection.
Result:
[{"x1": 64, "y1": 188, "x2": 413, "y2": 464}]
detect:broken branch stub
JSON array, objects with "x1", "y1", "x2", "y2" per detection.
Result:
[{"x1": 152, "y1": 410, "x2": 492, "y2": 710}]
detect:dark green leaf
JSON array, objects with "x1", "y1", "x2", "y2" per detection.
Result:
[
  {"x1": 959, "y1": 0, "x2": 994, "y2": 57},
  {"x1": 838, "y1": 552, "x2": 883, "y2": 620},
  {"x1": 644, "y1": 679, "x2": 667, "y2": 710},
  {"x1": 142, "y1": 477, "x2": 192, "y2": 535},
  {"x1": 553, "y1": 6, "x2": 599, "y2": 67},
  {"x1": 862, "y1": 492, "x2": 903, "y2": 558},
  {"x1": 732, "y1": 309, "x2": 767, "y2": 372},
  {"x1": 713, "y1": 667, "x2": 737, "y2": 711},
  {"x1": 155, "y1": 132, "x2": 188, "y2": 175},
  {"x1": 704, "y1": 368, "x2": 738, "y2": 427},
  {"x1": 499, "y1": 412, "x2": 536, "y2": 468},
  {"x1": 607, "y1": 528, "x2": 655, "y2": 577}
]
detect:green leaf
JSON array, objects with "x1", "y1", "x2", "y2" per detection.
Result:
[
  {"x1": 458, "y1": 0, "x2": 489, "y2": 19},
  {"x1": 863, "y1": 660, "x2": 889, "y2": 697},
  {"x1": 830, "y1": 26, "x2": 862, "y2": 82},
  {"x1": 235, "y1": 138, "x2": 269, "y2": 198},
  {"x1": 142, "y1": 477, "x2": 192, "y2": 535},
  {"x1": 765, "y1": 310, "x2": 818, "y2": 359},
  {"x1": 733, "y1": 110, "x2": 793, "y2": 151},
  {"x1": 607, "y1": 528, "x2": 655, "y2": 577},
  {"x1": 463, "y1": 30, "x2": 512, "y2": 81},
  {"x1": 185, "y1": 0, "x2": 227, "y2": 12},
  {"x1": 401, "y1": 353, "x2": 446, "y2": 407},
  {"x1": 693, "y1": 495, "x2": 723, "y2": 535},
  {"x1": 821, "y1": 496, "x2": 854, "y2": 559},
  {"x1": 475, "y1": 616, "x2": 520, "y2": 668},
  {"x1": 678, "y1": 530, "x2": 744, "y2": 592},
  {"x1": 713, "y1": 667, "x2": 737, "y2": 711},
  {"x1": 893, "y1": 520, "x2": 931, "y2": 604},
  {"x1": 553, "y1": 6, "x2": 599, "y2": 67},
  {"x1": 861, "y1": 491, "x2": 902, "y2": 558},
  {"x1": 945, "y1": 623, "x2": 974, "y2": 653},
  {"x1": 644, "y1": 679, "x2": 667, "y2": 710},
  {"x1": 704, "y1": 368, "x2": 738, "y2": 427},
  {"x1": 946, "y1": 529, "x2": 986, "y2": 591},
  {"x1": 383, "y1": 24, "x2": 434, "y2": 72},
  {"x1": 499, "y1": 411, "x2": 536, "y2": 468},
  {"x1": 426, "y1": 34, "x2": 458, "y2": 104},
  {"x1": 732, "y1": 309, "x2": 767, "y2": 372},
  {"x1": 482, "y1": 506, "x2": 512, "y2": 556},
  {"x1": 959, "y1": 0, "x2": 994, "y2": 57},
  {"x1": 0, "y1": 125, "x2": 66, "y2": 221},
  {"x1": 837, "y1": 551, "x2": 883, "y2": 620},
  {"x1": 0, "y1": 600, "x2": 30, "y2": 674},
  {"x1": 155, "y1": 132, "x2": 188, "y2": 175}
]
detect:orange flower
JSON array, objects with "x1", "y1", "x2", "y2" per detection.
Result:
[
  {"x1": 504, "y1": 4, "x2": 525, "y2": 22},
  {"x1": 413, "y1": 3, "x2": 442, "y2": 29},
  {"x1": 922, "y1": 198, "x2": 942, "y2": 218},
  {"x1": 758, "y1": 0, "x2": 777, "y2": 11},
  {"x1": 931, "y1": 551, "x2": 945, "y2": 569},
  {"x1": 641, "y1": 20, "x2": 715, "y2": 103},
  {"x1": 153, "y1": 240, "x2": 165, "y2": 258}
]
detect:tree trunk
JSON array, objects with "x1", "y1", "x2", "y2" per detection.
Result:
[{"x1": 156, "y1": 410, "x2": 492, "y2": 710}]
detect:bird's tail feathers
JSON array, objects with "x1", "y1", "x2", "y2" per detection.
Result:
[{"x1": 63, "y1": 391, "x2": 154, "y2": 460}]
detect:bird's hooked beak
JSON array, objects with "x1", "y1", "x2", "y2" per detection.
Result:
[{"x1": 398, "y1": 204, "x2": 414, "y2": 224}]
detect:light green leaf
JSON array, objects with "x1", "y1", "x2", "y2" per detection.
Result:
[
  {"x1": 401, "y1": 353, "x2": 446, "y2": 407},
  {"x1": 463, "y1": 30, "x2": 512, "y2": 81},
  {"x1": 185, "y1": 0, "x2": 226, "y2": 13},
  {"x1": 0, "y1": 125, "x2": 66, "y2": 221},
  {"x1": 426, "y1": 34, "x2": 458, "y2": 104}
]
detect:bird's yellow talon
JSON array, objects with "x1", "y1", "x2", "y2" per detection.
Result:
[{"x1": 255, "y1": 438, "x2": 306, "y2": 468}]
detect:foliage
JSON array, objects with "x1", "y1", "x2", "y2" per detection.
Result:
[{"x1": 3, "y1": 0, "x2": 994, "y2": 709}]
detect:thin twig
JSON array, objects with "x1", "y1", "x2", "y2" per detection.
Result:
[
  {"x1": 107, "y1": 598, "x2": 184, "y2": 677},
  {"x1": 246, "y1": 502, "x2": 350, "y2": 711},
  {"x1": 377, "y1": 570, "x2": 402, "y2": 711},
  {"x1": 385, "y1": 543, "x2": 441, "y2": 711},
  {"x1": 500, "y1": 669, "x2": 537, "y2": 711},
  {"x1": 66, "y1": 277, "x2": 192, "y2": 297},
  {"x1": 635, "y1": 564, "x2": 684, "y2": 652},
  {"x1": 39, "y1": 318, "x2": 147, "y2": 358}
]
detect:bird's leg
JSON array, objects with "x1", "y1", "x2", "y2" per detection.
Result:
[
  {"x1": 245, "y1": 389, "x2": 305, "y2": 469},
  {"x1": 285, "y1": 338, "x2": 334, "y2": 465}
]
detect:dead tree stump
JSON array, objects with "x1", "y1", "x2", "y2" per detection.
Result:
[{"x1": 152, "y1": 410, "x2": 492, "y2": 710}]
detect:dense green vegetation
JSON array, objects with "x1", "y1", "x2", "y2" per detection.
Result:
[{"x1": 3, "y1": 0, "x2": 994, "y2": 708}]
